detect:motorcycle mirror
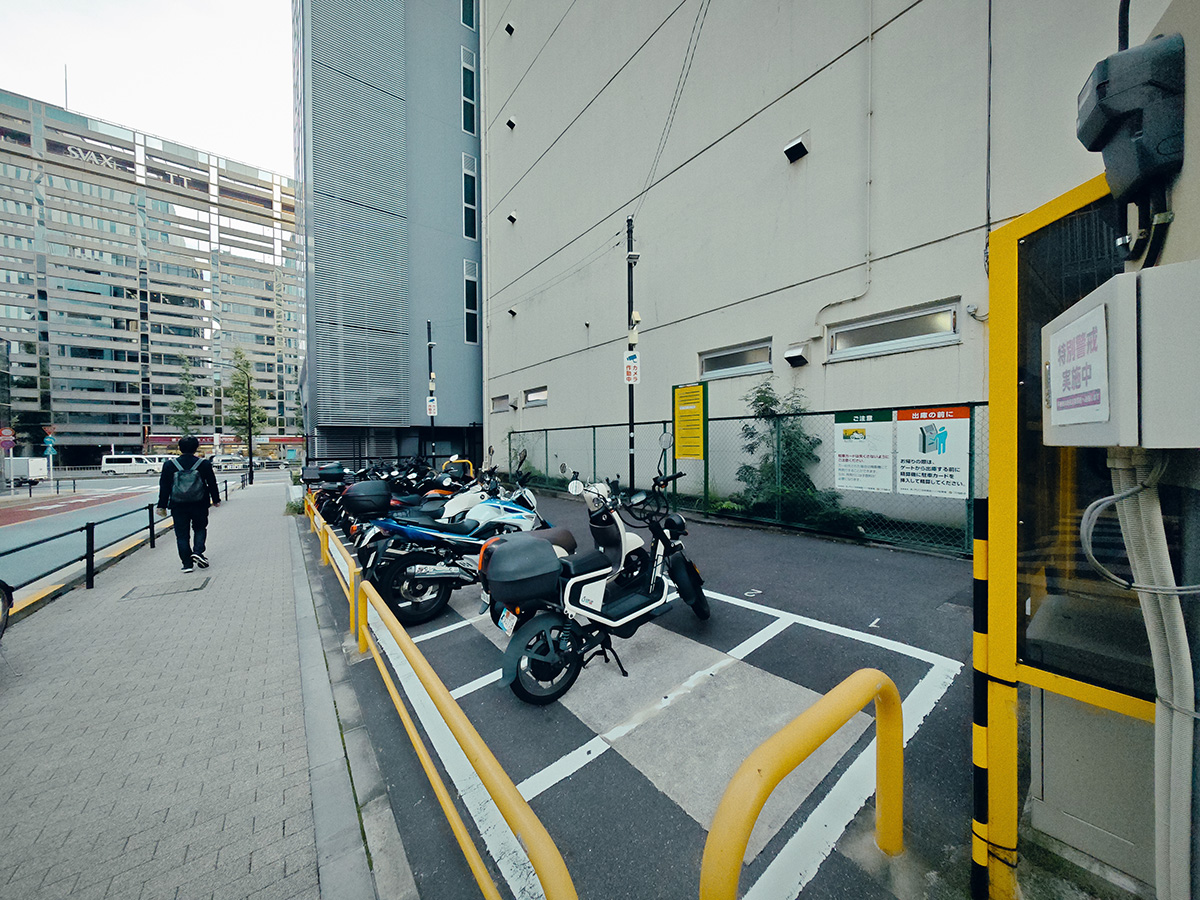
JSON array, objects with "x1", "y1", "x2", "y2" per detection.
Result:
[
  {"x1": 568, "y1": 479, "x2": 585, "y2": 496},
  {"x1": 487, "y1": 445, "x2": 494, "y2": 459},
  {"x1": 559, "y1": 463, "x2": 567, "y2": 475},
  {"x1": 449, "y1": 454, "x2": 460, "y2": 462},
  {"x1": 518, "y1": 448, "x2": 528, "y2": 467},
  {"x1": 630, "y1": 491, "x2": 648, "y2": 506},
  {"x1": 658, "y1": 431, "x2": 674, "y2": 450}
]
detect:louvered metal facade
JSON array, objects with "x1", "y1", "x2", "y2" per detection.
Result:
[{"x1": 295, "y1": 0, "x2": 483, "y2": 457}]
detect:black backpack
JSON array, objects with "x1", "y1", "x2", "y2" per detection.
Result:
[{"x1": 170, "y1": 458, "x2": 207, "y2": 504}]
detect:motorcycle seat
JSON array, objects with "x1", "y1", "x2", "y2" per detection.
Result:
[{"x1": 560, "y1": 550, "x2": 612, "y2": 579}]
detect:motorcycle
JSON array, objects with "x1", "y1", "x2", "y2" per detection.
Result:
[
  {"x1": 355, "y1": 451, "x2": 559, "y2": 625},
  {"x1": 481, "y1": 435, "x2": 710, "y2": 705}
]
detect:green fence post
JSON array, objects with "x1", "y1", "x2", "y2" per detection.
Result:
[
  {"x1": 775, "y1": 416, "x2": 783, "y2": 523},
  {"x1": 544, "y1": 430, "x2": 550, "y2": 487},
  {"x1": 592, "y1": 427, "x2": 597, "y2": 483}
]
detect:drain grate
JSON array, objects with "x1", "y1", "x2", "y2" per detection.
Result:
[{"x1": 121, "y1": 577, "x2": 211, "y2": 600}]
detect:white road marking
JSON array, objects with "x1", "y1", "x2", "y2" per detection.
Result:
[
  {"x1": 744, "y1": 663, "x2": 961, "y2": 900},
  {"x1": 517, "y1": 736, "x2": 610, "y2": 801},
  {"x1": 368, "y1": 604, "x2": 546, "y2": 900},
  {"x1": 450, "y1": 669, "x2": 502, "y2": 699},
  {"x1": 728, "y1": 618, "x2": 791, "y2": 660},
  {"x1": 414, "y1": 613, "x2": 488, "y2": 643},
  {"x1": 869, "y1": 617, "x2": 880, "y2": 628}
]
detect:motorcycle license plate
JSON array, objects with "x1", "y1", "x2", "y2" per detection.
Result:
[{"x1": 498, "y1": 607, "x2": 518, "y2": 636}]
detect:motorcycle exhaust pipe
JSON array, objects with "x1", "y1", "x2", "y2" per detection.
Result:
[{"x1": 407, "y1": 564, "x2": 475, "y2": 584}]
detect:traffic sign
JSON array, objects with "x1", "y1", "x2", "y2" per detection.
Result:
[
  {"x1": 426, "y1": 396, "x2": 438, "y2": 417},
  {"x1": 44, "y1": 446, "x2": 57, "y2": 456},
  {"x1": 42, "y1": 424, "x2": 56, "y2": 435},
  {"x1": 0, "y1": 427, "x2": 13, "y2": 439},
  {"x1": 43, "y1": 434, "x2": 56, "y2": 445},
  {"x1": 0, "y1": 440, "x2": 13, "y2": 450}
]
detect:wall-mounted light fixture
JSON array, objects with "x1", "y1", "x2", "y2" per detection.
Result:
[
  {"x1": 507, "y1": 211, "x2": 517, "y2": 223},
  {"x1": 508, "y1": 308, "x2": 517, "y2": 317},
  {"x1": 505, "y1": 22, "x2": 514, "y2": 34},
  {"x1": 506, "y1": 117, "x2": 517, "y2": 130}
]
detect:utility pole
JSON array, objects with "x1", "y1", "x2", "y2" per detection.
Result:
[
  {"x1": 627, "y1": 216, "x2": 637, "y2": 490},
  {"x1": 243, "y1": 365, "x2": 254, "y2": 485}
]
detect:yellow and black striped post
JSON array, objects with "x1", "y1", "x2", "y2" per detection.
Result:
[{"x1": 971, "y1": 496, "x2": 990, "y2": 898}]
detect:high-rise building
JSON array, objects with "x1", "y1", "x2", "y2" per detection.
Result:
[
  {"x1": 0, "y1": 88, "x2": 305, "y2": 465},
  {"x1": 293, "y1": 0, "x2": 483, "y2": 463}
]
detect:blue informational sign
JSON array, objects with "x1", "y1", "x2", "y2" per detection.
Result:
[{"x1": 44, "y1": 446, "x2": 58, "y2": 456}]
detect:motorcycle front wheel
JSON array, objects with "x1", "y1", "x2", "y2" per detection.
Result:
[
  {"x1": 379, "y1": 552, "x2": 453, "y2": 625},
  {"x1": 510, "y1": 614, "x2": 583, "y2": 705}
]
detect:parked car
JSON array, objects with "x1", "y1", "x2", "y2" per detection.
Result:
[
  {"x1": 212, "y1": 455, "x2": 248, "y2": 471},
  {"x1": 101, "y1": 455, "x2": 159, "y2": 475}
]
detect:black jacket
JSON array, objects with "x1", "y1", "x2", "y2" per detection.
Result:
[{"x1": 157, "y1": 455, "x2": 221, "y2": 508}]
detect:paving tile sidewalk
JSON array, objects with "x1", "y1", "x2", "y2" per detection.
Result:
[{"x1": 0, "y1": 483, "x2": 375, "y2": 900}]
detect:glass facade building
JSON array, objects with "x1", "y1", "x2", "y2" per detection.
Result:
[
  {"x1": 293, "y1": 0, "x2": 483, "y2": 461},
  {"x1": 0, "y1": 88, "x2": 304, "y2": 465}
]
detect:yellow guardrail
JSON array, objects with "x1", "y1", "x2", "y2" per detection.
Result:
[
  {"x1": 303, "y1": 497, "x2": 578, "y2": 900},
  {"x1": 699, "y1": 667, "x2": 904, "y2": 900}
]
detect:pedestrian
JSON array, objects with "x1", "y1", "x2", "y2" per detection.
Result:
[{"x1": 156, "y1": 435, "x2": 221, "y2": 573}]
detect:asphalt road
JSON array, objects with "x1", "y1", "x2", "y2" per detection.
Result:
[
  {"x1": 302, "y1": 493, "x2": 977, "y2": 900},
  {"x1": 0, "y1": 470, "x2": 288, "y2": 588}
]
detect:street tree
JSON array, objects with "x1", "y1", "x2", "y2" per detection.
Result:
[
  {"x1": 169, "y1": 357, "x2": 200, "y2": 436},
  {"x1": 228, "y1": 348, "x2": 268, "y2": 449}
]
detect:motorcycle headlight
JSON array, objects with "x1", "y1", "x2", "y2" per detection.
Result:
[{"x1": 664, "y1": 513, "x2": 688, "y2": 537}]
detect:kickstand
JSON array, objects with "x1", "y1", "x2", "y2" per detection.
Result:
[
  {"x1": 601, "y1": 635, "x2": 629, "y2": 677},
  {"x1": 0, "y1": 642, "x2": 22, "y2": 677}
]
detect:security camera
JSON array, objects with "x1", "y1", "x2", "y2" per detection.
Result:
[
  {"x1": 627, "y1": 251, "x2": 640, "y2": 264},
  {"x1": 630, "y1": 311, "x2": 641, "y2": 325}
]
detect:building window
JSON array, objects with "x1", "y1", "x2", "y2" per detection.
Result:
[
  {"x1": 827, "y1": 299, "x2": 960, "y2": 362},
  {"x1": 700, "y1": 339, "x2": 772, "y2": 380},
  {"x1": 524, "y1": 386, "x2": 548, "y2": 407},
  {"x1": 462, "y1": 49, "x2": 477, "y2": 135},
  {"x1": 461, "y1": 0, "x2": 475, "y2": 29},
  {"x1": 491, "y1": 395, "x2": 509, "y2": 413},
  {"x1": 463, "y1": 154, "x2": 477, "y2": 240},
  {"x1": 464, "y1": 260, "x2": 479, "y2": 344}
]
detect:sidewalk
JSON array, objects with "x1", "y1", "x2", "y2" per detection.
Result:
[{"x1": 0, "y1": 483, "x2": 380, "y2": 900}]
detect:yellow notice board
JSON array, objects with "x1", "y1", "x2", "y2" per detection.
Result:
[{"x1": 673, "y1": 382, "x2": 707, "y2": 460}]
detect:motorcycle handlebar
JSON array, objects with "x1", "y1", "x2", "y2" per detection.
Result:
[{"x1": 653, "y1": 472, "x2": 684, "y2": 488}]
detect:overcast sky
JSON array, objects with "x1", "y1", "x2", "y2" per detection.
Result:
[{"x1": 0, "y1": 0, "x2": 294, "y2": 176}]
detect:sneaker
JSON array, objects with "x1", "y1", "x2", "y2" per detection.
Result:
[
  {"x1": 181, "y1": 565, "x2": 194, "y2": 573},
  {"x1": 192, "y1": 553, "x2": 210, "y2": 569}
]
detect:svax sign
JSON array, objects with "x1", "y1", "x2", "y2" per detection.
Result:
[{"x1": 66, "y1": 145, "x2": 117, "y2": 170}]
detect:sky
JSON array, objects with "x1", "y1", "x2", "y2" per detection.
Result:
[{"x1": 0, "y1": 0, "x2": 294, "y2": 176}]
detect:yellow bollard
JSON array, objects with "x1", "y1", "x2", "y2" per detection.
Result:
[
  {"x1": 700, "y1": 668, "x2": 904, "y2": 900},
  {"x1": 356, "y1": 581, "x2": 368, "y2": 654}
]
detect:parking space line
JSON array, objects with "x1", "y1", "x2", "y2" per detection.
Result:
[
  {"x1": 517, "y1": 736, "x2": 611, "y2": 802},
  {"x1": 711, "y1": 591, "x2": 959, "y2": 668},
  {"x1": 414, "y1": 613, "x2": 488, "y2": 644},
  {"x1": 744, "y1": 662, "x2": 961, "y2": 900},
  {"x1": 450, "y1": 668, "x2": 502, "y2": 700},
  {"x1": 727, "y1": 618, "x2": 792, "y2": 660}
]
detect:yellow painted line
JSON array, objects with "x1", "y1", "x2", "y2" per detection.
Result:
[
  {"x1": 1016, "y1": 664, "x2": 1155, "y2": 722},
  {"x1": 14, "y1": 585, "x2": 66, "y2": 613}
]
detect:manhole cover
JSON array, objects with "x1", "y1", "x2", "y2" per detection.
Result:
[{"x1": 121, "y1": 577, "x2": 210, "y2": 600}]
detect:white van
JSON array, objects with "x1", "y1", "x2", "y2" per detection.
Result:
[
  {"x1": 101, "y1": 455, "x2": 159, "y2": 475},
  {"x1": 211, "y1": 454, "x2": 247, "y2": 471},
  {"x1": 145, "y1": 455, "x2": 175, "y2": 468}
]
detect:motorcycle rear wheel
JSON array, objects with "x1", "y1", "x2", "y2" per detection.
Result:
[
  {"x1": 379, "y1": 552, "x2": 453, "y2": 625},
  {"x1": 510, "y1": 615, "x2": 583, "y2": 705}
]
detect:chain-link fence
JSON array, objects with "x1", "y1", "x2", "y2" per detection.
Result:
[{"x1": 509, "y1": 403, "x2": 987, "y2": 556}]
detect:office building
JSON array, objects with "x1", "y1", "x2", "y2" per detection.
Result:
[
  {"x1": 293, "y1": 0, "x2": 483, "y2": 462},
  {"x1": 0, "y1": 88, "x2": 304, "y2": 465}
]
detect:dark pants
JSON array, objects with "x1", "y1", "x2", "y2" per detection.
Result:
[{"x1": 171, "y1": 502, "x2": 210, "y2": 566}]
